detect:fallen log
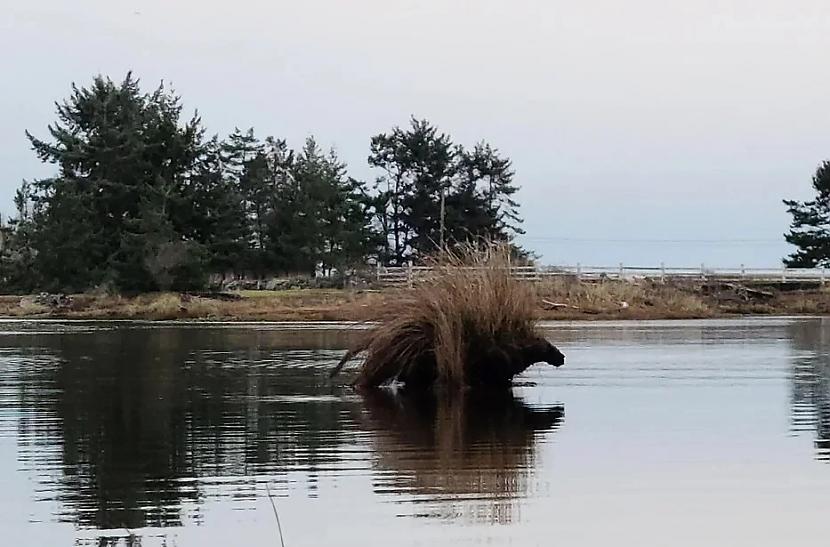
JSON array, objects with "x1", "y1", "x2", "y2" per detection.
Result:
[
  {"x1": 541, "y1": 299, "x2": 580, "y2": 310},
  {"x1": 703, "y1": 282, "x2": 774, "y2": 301},
  {"x1": 184, "y1": 291, "x2": 244, "y2": 302}
]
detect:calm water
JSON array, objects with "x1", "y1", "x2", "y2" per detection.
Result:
[{"x1": 2, "y1": 318, "x2": 830, "y2": 546}]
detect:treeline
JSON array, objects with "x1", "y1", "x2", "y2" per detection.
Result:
[{"x1": 0, "y1": 74, "x2": 523, "y2": 293}]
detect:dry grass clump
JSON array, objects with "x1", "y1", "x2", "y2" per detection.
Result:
[
  {"x1": 0, "y1": 290, "x2": 383, "y2": 321},
  {"x1": 657, "y1": 288, "x2": 710, "y2": 317},
  {"x1": 539, "y1": 277, "x2": 647, "y2": 308},
  {"x1": 143, "y1": 293, "x2": 188, "y2": 318},
  {"x1": 14, "y1": 298, "x2": 50, "y2": 316},
  {"x1": 334, "y1": 243, "x2": 541, "y2": 389},
  {"x1": 537, "y1": 277, "x2": 712, "y2": 318},
  {"x1": 81, "y1": 293, "x2": 220, "y2": 320},
  {"x1": 765, "y1": 290, "x2": 830, "y2": 315}
]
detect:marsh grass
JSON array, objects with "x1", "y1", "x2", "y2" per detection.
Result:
[
  {"x1": 336, "y1": 243, "x2": 541, "y2": 388},
  {"x1": 0, "y1": 290, "x2": 382, "y2": 321},
  {"x1": 536, "y1": 277, "x2": 711, "y2": 318},
  {"x1": 2, "y1": 274, "x2": 829, "y2": 322}
]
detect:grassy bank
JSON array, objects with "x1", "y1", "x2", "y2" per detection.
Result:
[{"x1": 3, "y1": 278, "x2": 830, "y2": 321}]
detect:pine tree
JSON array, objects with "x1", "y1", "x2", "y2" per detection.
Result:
[
  {"x1": 268, "y1": 138, "x2": 375, "y2": 275},
  {"x1": 177, "y1": 137, "x2": 249, "y2": 276},
  {"x1": 305, "y1": 143, "x2": 375, "y2": 273},
  {"x1": 368, "y1": 118, "x2": 525, "y2": 264},
  {"x1": 369, "y1": 118, "x2": 456, "y2": 262},
  {"x1": 265, "y1": 138, "x2": 315, "y2": 274},
  {"x1": 398, "y1": 119, "x2": 456, "y2": 256},
  {"x1": 9, "y1": 73, "x2": 530, "y2": 290},
  {"x1": 784, "y1": 161, "x2": 830, "y2": 267},
  {"x1": 222, "y1": 128, "x2": 266, "y2": 272},
  {"x1": 0, "y1": 182, "x2": 39, "y2": 292},
  {"x1": 24, "y1": 73, "x2": 206, "y2": 290},
  {"x1": 456, "y1": 142, "x2": 524, "y2": 241},
  {"x1": 369, "y1": 126, "x2": 413, "y2": 265}
]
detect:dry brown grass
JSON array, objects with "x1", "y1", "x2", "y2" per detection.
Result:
[
  {"x1": 3, "y1": 276, "x2": 830, "y2": 323},
  {"x1": 334, "y1": 243, "x2": 542, "y2": 389},
  {"x1": 0, "y1": 290, "x2": 383, "y2": 321},
  {"x1": 535, "y1": 277, "x2": 712, "y2": 319}
]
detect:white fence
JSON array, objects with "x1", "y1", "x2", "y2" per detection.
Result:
[{"x1": 375, "y1": 264, "x2": 830, "y2": 286}]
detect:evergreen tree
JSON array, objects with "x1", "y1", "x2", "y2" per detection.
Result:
[
  {"x1": 369, "y1": 118, "x2": 525, "y2": 264},
  {"x1": 222, "y1": 129, "x2": 267, "y2": 271},
  {"x1": 269, "y1": 138, "x2": 375, "y2": 275},
  {"x1": 24, "y1": 73, "x2": 206, "y2": 290},
  {"x1": 398, "y1": 120, "x2": 456, "y2": 256},
  {"x1": 175, "y1": 137, "x2": 249, "y2": 277},
  {"x1": 369, "y1": 118, "x2": 456, "y2": 262},
  {"x1": 456, "y1": 142, "x2": 524, "y2": 241},
  {"x1": 0, "y1": 182, "x2": 39, "y2": 292},
  {"x1": 369, "y1": 125, "x2": 413, "y2": 265},
  {"x1": 222, "y1": 132, "x2": 297, "y2": 276},
  {"x1": 784, "y1": 161, "x2": 830, "y2": 267},
  {"x1": 5, "y1": 73, "x2": 527, "y2": 291},
  {"x1": 298, "y1": 140, "x2": 376, "y2": 273}
]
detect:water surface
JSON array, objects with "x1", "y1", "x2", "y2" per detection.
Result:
[{"x1": 2, "y1": 318, "x2": 830, "y2": 546}]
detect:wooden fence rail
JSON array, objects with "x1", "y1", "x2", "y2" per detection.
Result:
[{"x1": 374, "y1": 264, "x2": 829, "y2": 286}]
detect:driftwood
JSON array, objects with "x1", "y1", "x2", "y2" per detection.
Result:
[
  {"x1": 32, "y1": 293, "x2": 72, "y2": 309},
  {"x1": 736, "y1": 285, "x2": 774, "y2": 299},
  {"x1": 541, "y1": 299, "x2": 580, "y2": 310},
  {"x1": 703, "y1": 282, "x2": 774, "y2": 301},
  {"x1": 185, "y1": 291, "x2": 244, "y2": 302}
]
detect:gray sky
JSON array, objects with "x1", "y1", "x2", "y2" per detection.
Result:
[{"x1": 3, "y1": 0, "x2": 830, "y2": 266}]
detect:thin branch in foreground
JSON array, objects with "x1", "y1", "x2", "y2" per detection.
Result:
[{"x1": 265, "y1": 482, "x2": 287, "y2": 547}]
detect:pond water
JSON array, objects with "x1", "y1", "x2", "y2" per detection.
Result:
[{"x1": 2, "y1": 318, "x2": 830, "y2": 546}]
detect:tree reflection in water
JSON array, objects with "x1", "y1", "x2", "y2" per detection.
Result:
[
  {"x1": 789, "y1": 319, "x2": 830, "y2": 461},
  {"x1": 358, "y1": 388, "x2": 564, "y2": 523},
  {"x1": 6, "y1": 323, "x2": 563, "y2": 542},
  {"x1": 12, "y1": 325, "x2": 356, "y2": 535}
]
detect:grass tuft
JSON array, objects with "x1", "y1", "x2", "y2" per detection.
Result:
[{"x1": 338, "y1": 243, "x2": 543, "y2": 389}]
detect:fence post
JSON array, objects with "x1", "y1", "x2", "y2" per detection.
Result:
[
  {"x1": 781, "y1": 266, "x2": 786, "y2": 283},
  {"x1": 576, "y1": 262, "x2": 582, "y2": 281},
  {"x1": 618, "y1": 262, "x2": 624, "y2": 279},
  {"x1": 407, "y1": 263, "x2": 413, "y2": 288},
  {"x1": 822, "y1": 267, "x2": 826, "y2": 285},
  {"x1": 700, "y1": 263, "x2": 705, "y2": 280},
  {"x1": 740, "y1": 264, "x2": 745, "y2": 279},
  {"x1": 660, "y1": 262, "x2": 665, "y2": 283},
  {"x1": 376, "y1": 262, "x2": 381, "y2": 283}
]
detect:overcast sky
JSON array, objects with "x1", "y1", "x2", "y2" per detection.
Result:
[{"x1": 3, "y1": 0, "x2": 830, "y2": 266}]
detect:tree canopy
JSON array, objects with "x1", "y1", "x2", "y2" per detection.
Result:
[
  {"x1": 0, "y1": 74, "x2": 527, "y2": 293},
  {"x1": 369, "y1": 117, "x2": 523, "y2": 265},
  {"x1": 784, "y1": 162, "x2": 830, "y2": 267}
]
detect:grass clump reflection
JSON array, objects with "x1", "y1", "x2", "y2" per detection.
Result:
[{"x1": 359, "y1": 388, "x2": 564, "y2": 523}]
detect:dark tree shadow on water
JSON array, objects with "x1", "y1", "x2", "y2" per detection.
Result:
[
  {"x1": 10, "y1": 326, "x2": 356, "y2": 540},
  {"x1": 358, "y1": 388, "x2": 564, "y2": 524},
  {"x1": 788, "y1": 320, "x2": 830, "y2": 462}
]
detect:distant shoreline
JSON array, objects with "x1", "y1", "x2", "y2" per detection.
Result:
[{"x1": 2, "y1": 281, "x2": 829, "y2": 322}]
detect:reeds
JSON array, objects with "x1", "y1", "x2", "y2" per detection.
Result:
[
  {"x1": 537, "y1": 277, "x2": 711, "y2": 317},
  {"x1": 332, "y1": 243, "x2": 544, "y2": 389}
]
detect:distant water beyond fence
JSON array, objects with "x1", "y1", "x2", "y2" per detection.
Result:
[{"x1": 375, "y1": 264, "x2": 829, "y2": 286}]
